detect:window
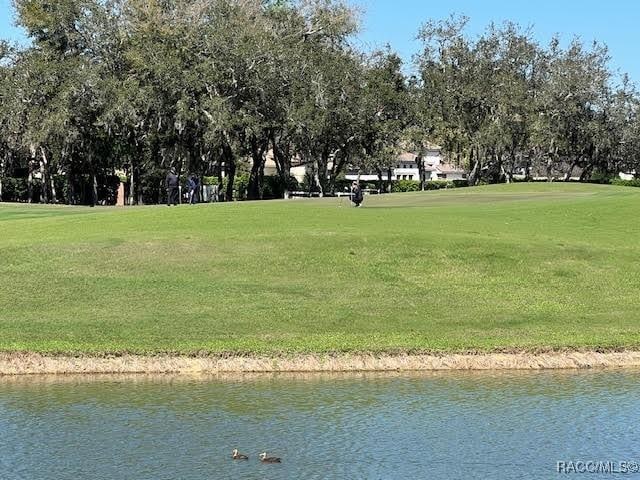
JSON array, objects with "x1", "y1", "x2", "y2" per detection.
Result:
[{"x1": 409, "y1": 175, "x2": 413, "y2": 180}]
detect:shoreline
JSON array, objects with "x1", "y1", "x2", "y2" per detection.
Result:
[{"x1": 2, "y1": 350, "x2": 640, "y2": 376}]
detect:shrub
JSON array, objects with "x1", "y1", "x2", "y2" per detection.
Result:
[
  {"x1": 392, "y1": 180, "x2": 421, "y2": 192},
  {"x1": 139, "y1": 170, "x2": 165, "y2": 204},
  {"x1": 261, "y1": 175, "x2": 299, "y2": 199},
  {"x1": 1, "y1": 177, "x2": 29, "y2": 202},
  {"x1": 391, "y1": 179, "x2": 470, "y2": 193},
  {"x1": 334, "y1": 179, "x2": 352, "y2": 193},
  {"x1": 234, "y1": 173, "x2": 250, "y2": 200},
  {"x1": 452, "y1": 179, "x2": 469, "y2": 188},
  {"x1": 611, "y1": 178, "x2": 640, "y2": 188},
  {"x1": 588, "y1": 172, "x2": 616, "y2": 184},
  {"x1": 425, "y1": 180, "x2": 453, "y2": 190}
]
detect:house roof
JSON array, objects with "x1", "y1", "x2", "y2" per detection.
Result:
[
  {"x1": 436, "y1": 163, "x2": 465, "y2": 174},
  {"x1": 397, "y1": 152, "x2": 419, "y2": 162}
]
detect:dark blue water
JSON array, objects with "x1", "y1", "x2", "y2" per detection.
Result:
[{"x1": 1, "y1": 370, "x2": 639, "y2": 479}]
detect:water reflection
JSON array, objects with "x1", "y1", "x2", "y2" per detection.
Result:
[{"x1": 1, "y1": 369, "x2": 639, "y2": 479}]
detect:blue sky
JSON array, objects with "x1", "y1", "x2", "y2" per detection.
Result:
[
  {"x1": 2, "y1": 0, "x2": 638, "y2": 80},
  {"x1": 356, "y1": 0, "x2": 639, "y2": 80}
]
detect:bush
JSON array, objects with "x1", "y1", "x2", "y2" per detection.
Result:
[
  {"x1": 452, "y1": 179, "x2": 469, "y2": 188},
  {"x1": 139, "y1": 170, "x2": 165, "y2": 204},
  {"x1": 261, "y1": 175, "x2": 299, "y2": 199},
  {"x1": 391, "y1": 179, "x2": 470, "y2": 193},
  {"x1": 392, "y1": 180, "x2": 420, "y2": 192},
  {"x1": 588, "y1": 172, "x2": 616, "y2": 184},
  {"x1": 234, "y1": 173, "x2": 250, "y2": 200},
  {"x1": 53, "y1": 174, "x2": 69, "y2": 203},
  {"x1": 260, "y1": 176, "x2": 279, "y2": 199},
  {"x1": 100, "y1": 175, "x2": 120, "y2": 205},
  {"x1": 425, "y1": 180, "x2": 453, "y2": 190},
  {"x1": 1, "y1": 177, "x2": 28, "y2": 202},
  {"x1": 611, "y1": 178, "x2": 640, "y2": 188}
]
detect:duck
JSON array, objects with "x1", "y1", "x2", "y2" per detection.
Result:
[
  {"x1": 232, "y1": 449, "x2": 249, "y2": 460},
  {"x1": 259, "y1": 452, "x2": 282, "y2": 463}
]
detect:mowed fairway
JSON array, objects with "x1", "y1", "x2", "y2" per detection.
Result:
[{"x1": 1, "y1": 183, "x2": 639, "y2": 354}]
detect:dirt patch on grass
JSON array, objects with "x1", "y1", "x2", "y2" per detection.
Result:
[{"x1": 2, "y1": 350, "x2": 640, "y2": 375}]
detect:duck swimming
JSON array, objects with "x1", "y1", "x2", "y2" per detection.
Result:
[
  {"x1": 259, "y1": 452, "x2": 281, "y2": 463},
  {"x1": 232, "y1": 449, "x2": 249, "y2": 460}
]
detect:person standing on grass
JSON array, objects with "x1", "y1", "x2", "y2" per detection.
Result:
[
  {"x1": 187, "y1": 175, "x2": 198, "y2": 204},
  {"x1": 351, "y1": 181, "x2": 364, "y2": 207},
  {"x1": 166, "y1": 168, "x2": 179, "y2": 206}
]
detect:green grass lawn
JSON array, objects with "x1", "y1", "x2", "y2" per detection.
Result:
[{"x1": 1, "y1": 183, "x2": 640, "y2": 355}]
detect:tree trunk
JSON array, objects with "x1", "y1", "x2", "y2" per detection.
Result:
[
  {"x1": 226, "y1": 160, "x2": 236, "y2": 201},
  {"x1": 67, "y1": 170, "x2": 75, "y2": 205},
  {"x1": 468, "y1": 146, "x2": 481, "y2": 186},
  {"x1": 128, "y1": 163, "x2": 135, "y2": 206},
  {"x1": 564, "y1": 158, "x2": 578, "y2": 182},
  {"x1": 216, "y1": 156, "x2": 224, "y2": 199},
  {"x1": 0, "y1": 155, "x2": 4, "y2": 202},
  {"x1": 39, "y1": 156, "x2": 48, "y2": 204},
  {"x1": 247, "y1": 136, "x2": 267, "y2": 200},
  {"x1": 27, "y1": 163, "x2": 34, "y2": 203},
  {"x1": 40, "y1": 147, "x2": 57, "y2": 204},
  {"x1": 312, "y1": 159, "x2": 323, "y2": 197},
  {"x1": 327, "y1": 151, "x2": 348, "y2": 195},
  {"x1": 49, "y1": 168, "x2": 57, "y2": 204},
  {"x1": 468, "y1": 160, "x2": 480, "y2": 186},
  {"x1": 546, "y1": 157, "x2": 554, "y2": 182},
  {"x1": 579, "y1": 163, "x2": 594, "y2": 182},
  {"x1": 494, "y1": 149, "x2": 504, "y2": 184},
  {"x1": 137, "y1": 164, "x2": 143, "y2": 205},
  {"x1": 271, "y1": 131, "x2": 292, "y2": 199},
  {"x1": 501, "y1": 164, "x2": 510, "y2": 184},
  {"x1": 222, "y1": 141, "x2": 236, "y2": 202},
  {"x1": 90, "y1": 172, "x2": 98, "y2": 207},
  {"x1": 417, "y1": 155, "x2": 425, "y2": 191},
  {"x1": 376, "y1": 167, "x2": 384, "y2": 193},
  {"x1": 524, "y1": 152, "x2": 532, "y2": 182}
]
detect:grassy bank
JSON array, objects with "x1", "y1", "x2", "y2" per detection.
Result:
[{"x1": 1, "y1": 183, "x2": 639, "y2": 355}]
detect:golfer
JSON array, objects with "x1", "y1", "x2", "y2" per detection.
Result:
[{"x1": 351, "y1": 181, "x2": 364, "y2": 207}]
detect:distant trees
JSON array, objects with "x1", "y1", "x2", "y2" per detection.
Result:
[
  {"x1": 415, "y1": 15, "x2": 640, "y2": 185},
  {"x1": 1, "y1": 3, "x2": 640, "y2": 204}
]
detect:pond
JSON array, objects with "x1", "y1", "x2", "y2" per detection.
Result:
[{"x1": 1, "y1": 369, "x2": 639, "y2": 479}]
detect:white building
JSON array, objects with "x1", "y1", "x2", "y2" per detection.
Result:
[
  {"x1": 260, "y1": 144, "x2": 467, "y2": 186},
  {"x1": 346, "y1": 146, "x2": 467, "y2": 183}
]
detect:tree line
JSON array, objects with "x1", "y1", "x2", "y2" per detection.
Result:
[{"x1": 1, "y1": 1, "x2": 639, "y2": 205}]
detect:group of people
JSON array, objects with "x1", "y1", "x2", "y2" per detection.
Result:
[
  {"x1": 165, "y1": 168, "x2": 200, "y2": 206},
  {"x1": 166, "y1": 168, "x2": 365, "y2": 207}
]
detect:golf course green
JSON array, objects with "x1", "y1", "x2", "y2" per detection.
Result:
[{"x1": 1, "y1": 183, "x2": 639, "y2": 355}]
